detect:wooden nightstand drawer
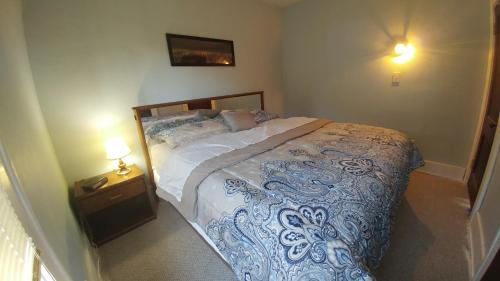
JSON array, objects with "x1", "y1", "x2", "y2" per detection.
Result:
[
  {"x1": 79, "y1": 178, "x2": 145, "y2": 214},
  {"x1": 74, "y1": 165, "x2": 157, "y2": 246}
]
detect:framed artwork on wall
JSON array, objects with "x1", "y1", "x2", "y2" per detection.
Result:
[{"x1": 166, "y1": 33, "x2": 235, "y2": 66}]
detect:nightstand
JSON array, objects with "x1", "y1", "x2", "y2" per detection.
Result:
[{"x1": 74, "y1": 165, "x2": 157, "y2": 246}]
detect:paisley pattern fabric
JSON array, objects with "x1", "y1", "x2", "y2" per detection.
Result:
[
  {"x1": 142, "y1": 111, "x2": 201, "y2": 131},
  {"x1": 198, "y1": 123, "x2": 422, "y2": 281},
  {"x1": 154, "y1": 119, "x2": 229, "y2": 149}
]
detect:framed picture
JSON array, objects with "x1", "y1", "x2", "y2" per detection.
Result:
[{"x1": 166, "y1": 33, "x2": 235, "y2": 66}]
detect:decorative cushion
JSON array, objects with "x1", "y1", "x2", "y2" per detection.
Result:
[{"x1": 220, "y1": 110, "x2": 257, "y2": 132}]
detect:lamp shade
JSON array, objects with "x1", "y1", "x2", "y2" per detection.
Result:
[{"x1": 104, "y1": 137, "x2": 131, "y2": 160}]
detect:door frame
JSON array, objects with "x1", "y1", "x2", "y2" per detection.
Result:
[
  {"x1": 465, "y1": 0, "x2": 498, "y2": 201},
  {"x1": 468, "y1": 3, "x2": 500, "y2": 278},
  {"x1": 469, "y1": 123, "x2": 500, "y2": 280},
  {"x1": 470, "y1": 116, "x2": 500, "y2": 215}
]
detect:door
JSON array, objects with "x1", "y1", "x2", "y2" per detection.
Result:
[{"x1": 468, "y1": 5, "x2": 500, "y2": 207}]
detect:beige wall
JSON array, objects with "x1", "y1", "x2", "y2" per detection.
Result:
[
  {"x1": 0, "y1": 0, "x2": 97, "y2": 279},
  {"x1": 23, "y1": 0, "x2": 284, "y2": 183},
  {"x1": 283, "y1": 0, "x2": 491, "y2": 167}
]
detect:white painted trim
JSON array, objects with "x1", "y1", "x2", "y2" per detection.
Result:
[
  {"x1": 417, "y1": 160, "x2": 466, "y2": 182},
  {"x1": 471, "y1": 213, "x2": 488, "y2": 277},
  {"x1": 0, "y1": 141, "x2": 73, "y2": 281},
  {"x1": 469, "y1": 213, "x2": 483, "y2": 280},
  {"x1": 471, "y1": 115, "x2": 500, "y2": 214},
  {"x1": 465, "y1": 0, "x2": 497, "y2": 183},
  {"x1": 470, "y1": 213, "x2": 500, "y2": 281}
]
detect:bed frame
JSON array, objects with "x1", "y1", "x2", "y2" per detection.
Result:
[{"x1": 132, "y1": 91, "x2": 264, "y2": 189}]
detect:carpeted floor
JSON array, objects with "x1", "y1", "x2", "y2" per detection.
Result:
[{"x1": 99, "y1": 171, "x2": 471, "y2": 281}]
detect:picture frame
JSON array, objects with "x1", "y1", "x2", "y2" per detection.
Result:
[{"x1": 166, "y1": 33, "x2": 235, "y2": 66}]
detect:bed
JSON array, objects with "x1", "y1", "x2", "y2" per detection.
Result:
[{"x1": 132, "y1": 91, "x2": 423, "y2": 281}]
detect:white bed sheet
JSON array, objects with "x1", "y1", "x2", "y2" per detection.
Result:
[{"x1": 150, "y1": 117, "x2": 316, "y2": 201}]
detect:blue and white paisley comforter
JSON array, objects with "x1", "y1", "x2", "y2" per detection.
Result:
[{"x1": 167, "y1": 122, "x2": 422, "y2": 280}]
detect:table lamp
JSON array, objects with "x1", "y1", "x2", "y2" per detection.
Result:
[{"x1": 105, "y1": 137, "x2": 131, "y2": 175}]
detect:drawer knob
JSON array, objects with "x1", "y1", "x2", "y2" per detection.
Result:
[{"x1": 109, "y1": 194, "x2": 124, "y2": 201}]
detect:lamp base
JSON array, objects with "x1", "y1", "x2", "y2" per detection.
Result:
[
  {"x1": 116, "y1": 158, "x2": 131, "y2": 175},
  {"x1": 116, "y1": 167, "x2": 131, "y2": 175}
]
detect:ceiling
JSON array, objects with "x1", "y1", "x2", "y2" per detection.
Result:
[{"x1": 259, "y1": 0, "x2": 303, "y2": 7}]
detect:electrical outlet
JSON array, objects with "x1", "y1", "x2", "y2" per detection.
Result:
[{"x1": 392, "y1": 72, "x2": 401, "y2": 86}]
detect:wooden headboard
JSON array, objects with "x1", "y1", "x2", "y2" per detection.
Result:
[{"x1": 132, "y1": 91, "x2": 264, "y2": 190}]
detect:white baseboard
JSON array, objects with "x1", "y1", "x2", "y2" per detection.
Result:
[{"x1": 417, "y1": 160, "x2": 465, "y2": 182}]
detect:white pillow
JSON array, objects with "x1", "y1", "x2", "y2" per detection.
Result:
[
  {"x1": 142, "y1": 111, "x2": 200, "y2": 131},
  {"x1": 154, "y1": 119, "x2": 229, "y2": 149}
]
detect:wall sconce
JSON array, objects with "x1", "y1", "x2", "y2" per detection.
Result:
[{"x1": 392, "y1": 41, "x2": 415, "y2": 64}]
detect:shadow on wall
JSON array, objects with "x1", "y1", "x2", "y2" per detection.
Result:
[
  {"x1": 370, "y1": 0, "x2": 420, "y2": 66},
  {"x1": 326, "y1": 0, "x2": 418, "y2": 64},
  {"x1": 368, "y1": 0, "x2": 416, "y2": 42}
]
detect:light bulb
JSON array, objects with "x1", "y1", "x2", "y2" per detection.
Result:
[{"x1": 392, "y1": 42, "x2": 415, "y2": 64}]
